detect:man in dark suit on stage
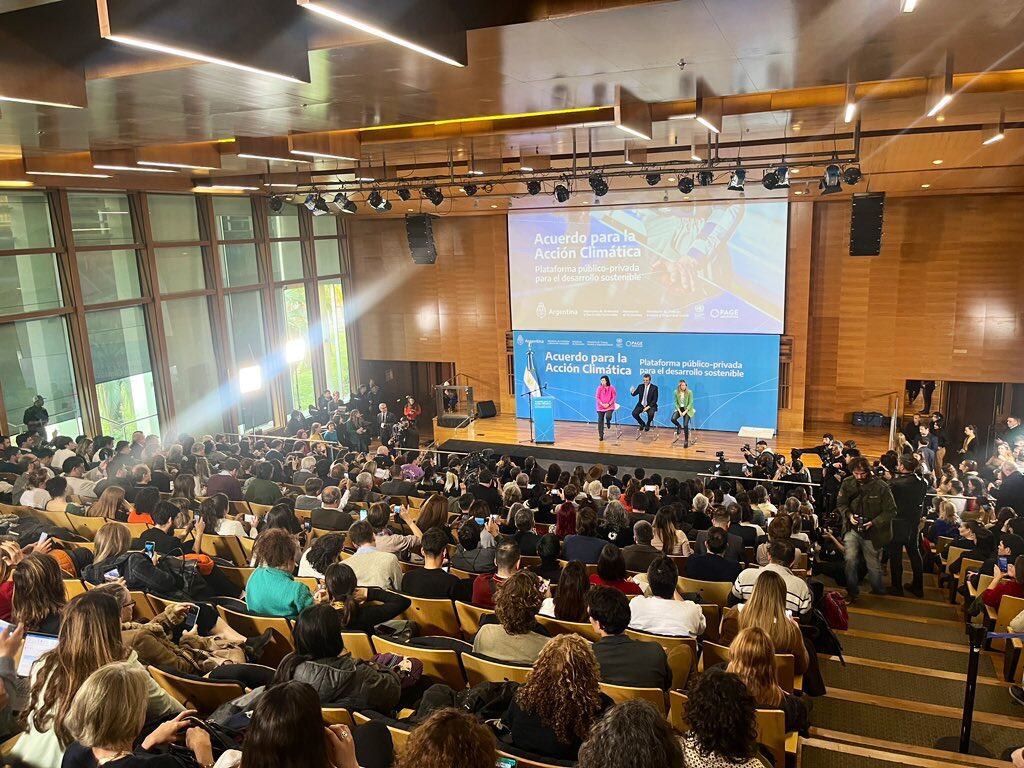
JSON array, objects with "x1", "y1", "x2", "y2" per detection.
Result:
[
  {"x1": 630, "y1": 373, "x2": 659, "y2": 432},
  {"x1": 375, "y1": 402, "x2": 397, "y2": 440}
]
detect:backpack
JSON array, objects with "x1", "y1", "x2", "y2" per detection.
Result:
[{"x1": 822, "y1": 590, "x2": 849, "y2": 631}]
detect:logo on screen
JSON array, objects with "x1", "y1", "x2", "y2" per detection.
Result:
[
  {"x1": 615, "y1": 338, "x2": 623, "y2": 348},
  {"x1": 516, "y1": 334, "x2": 524, "y2": 345},
  {"x1": 693, "y1": 304, "x2": 705, "y2": 319},
  {"x1": 536, "y1": 302, "x2": 547, "y2": 319},
  {"x1": 711, "y1": 308, "x2": 739, "y2": 319}
]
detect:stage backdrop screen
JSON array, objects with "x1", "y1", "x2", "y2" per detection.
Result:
[
  {"x1": 514, "y1": 331, "x2": 779, "y2": 433},
  {"x1": 508, "y1": 203, "x2": 788, "y2": 334}
]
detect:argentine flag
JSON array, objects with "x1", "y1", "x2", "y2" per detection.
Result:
[{"x1": 523, "y1": 354, "x2": 541, "y2": 397}]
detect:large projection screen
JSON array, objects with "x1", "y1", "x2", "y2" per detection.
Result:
[{"x1": 508, "y1": 203, "x2": 788, "y2": 334}]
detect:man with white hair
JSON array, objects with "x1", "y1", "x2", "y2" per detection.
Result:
[
  {"x1": 691, "y1": 492, "x2": 713, "y2": 528},
  {"x1": 586, "y1": 480, "x2": 607, "y2": 514},
  {"x1": 291, "y1": 455, "x2": 318, "y2": 486},
  {"x1": 346, "y1": 471, "x2": 381, "y2": 508}
]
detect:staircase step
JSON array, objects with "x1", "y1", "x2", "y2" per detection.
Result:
[
  {"x1": 844, "y1": 593, "x2": 960, "y2": 621},
  {"x1": 835, "y1": 630, "x2": 999, "y2": 677},
  {"x1": 806, "y1": 732, "x2": 1011, "y2": 768},
  {"x1": 846, "y1": 609, "x2": 966, "y2": 644}
]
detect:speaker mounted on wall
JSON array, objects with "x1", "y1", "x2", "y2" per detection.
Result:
[
  {"x1": 850, "y1": 192, "x2": 885, "y2": 256},
  {"x1": 405, "y1": 213, "x2": 438, "y2": 264}
]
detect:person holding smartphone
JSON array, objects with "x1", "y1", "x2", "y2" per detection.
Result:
[{"x1": 981, "y1": 553, "x2": 1024, "y2": 610}]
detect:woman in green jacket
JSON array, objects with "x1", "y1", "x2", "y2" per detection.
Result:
[
  {"x1": 670, "y1": 379, "x2": 696, "y2": 447},
  {"x1": 246, "y1": 529, "x2": 314, "y2": 619}
]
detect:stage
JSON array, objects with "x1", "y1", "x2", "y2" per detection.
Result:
[{"x1": 433, "y1": 414, "x2": 892, "y2": 475}]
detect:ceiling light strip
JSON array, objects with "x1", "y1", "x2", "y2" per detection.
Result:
[
  {"x1": 0, "y1": 95, "x2": 84, "y2": 109},
  {"x1": 93, "y1": 164, "x2": 177, "y2": 173}
]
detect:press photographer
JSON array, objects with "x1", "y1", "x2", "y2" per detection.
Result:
[
  {"x1": 837, "y1": 455, "x2": 897, "y2": 603},
  {"x1": 885, "y1": 454, "x2": 929, "y2": 598}
]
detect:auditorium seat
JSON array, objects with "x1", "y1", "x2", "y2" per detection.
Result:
[
  {"x1": 700, "y1": 641, "x2": 796, "y2": 693},
  {"x1": 372, "y1": 635, "x2": 466, "y2": 690},
  {"x1": 454, "y1": 601, "x2": 493, "y2": 638},
  {"x1": 597, "y1": 681, "x2": 667, "y2": 714},
  {"x1": 216, "y1": 605, "x2": 294, "y2": 667},
  {"x1": 535, "y1": 614, "x2": 600, "y2": 642},
  {"x1": 398, "y1": 594, "x2": 461, "y2": 637},
  {"x1": 461, "y1": 652, "x2": 531, "y2": 686},
  {"x1": 148, "y1": 665, "x2": 244, "y2": 716}
]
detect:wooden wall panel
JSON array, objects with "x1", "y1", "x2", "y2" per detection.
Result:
[
  {"x1": 778, "y1": 201, "x2": 813, "y2": 432},
  {"x1": 804, "y1": 194, "x2": 1024, "y2": 423},
  {"x1": 348, "y1": 215, "x2": 512, "y2": 411}
]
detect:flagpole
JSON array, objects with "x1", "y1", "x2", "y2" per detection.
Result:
[{"x1": 526, "y1": 349, "x2": 537, "y2": 443}]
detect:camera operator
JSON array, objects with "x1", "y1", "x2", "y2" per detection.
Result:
[
  {"x1": 741, "y1": 441, "x2": 775, "y2": 487},
  {"x1": 837, "y1": 455, "x2": 897, "y2": 603},
  {"x1": 885, "y1": 454, "x2": 929, "y2": 597},
  {"x1": 792, "y1": 432, "x2": 838, "y2": 464}
]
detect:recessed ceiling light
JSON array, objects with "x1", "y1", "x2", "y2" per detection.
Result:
[
  {"x1": 935, "y1": 114, "x2": 945, "y2": 123},
  {"x1": 406, "y1": 208, "x2": 413, "y2": 212},
  {"x1": 920, "y1": 183, "x2": 931, "y2": 188},
  {"x1": 0, "y1": 95, "x2": 84, "y2": 109},
  {"x1": 0, "y1": 180, "x2": 34, "y2": 187},
  {"x1": 490, "y1": 204, "x2": 498, "y2": 208},
  {"x1": 794, "y1": 190, "x2": 804, "y2": 195},
  {"x1": 237, "y1": 153, "x2": 311, "y2": 164},
  {"x1": 792, "y1": 123, "x2": 801, "y2": 132},
  {"x1": 289, "y1": 150, "x2": 358, "y2": 161},
  {"x1": 26, "y1": 171, "x2": 111, "y2": 178},
  {"x1": 93, "y1": 164, "x2": 176, "y2": 174},
  {"x1": 900, "y1": 0, "x2": 918, "y2": 11},
  {"x1": 932, "y1": 159, "x2": 943, "y2": 165},
  {"x1": 790, "y1": 168, "x2": 800, "y2": 174}
]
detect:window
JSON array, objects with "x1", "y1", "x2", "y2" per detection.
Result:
[
  {"x1": 147, "y1": 194, "x2": 200, "y2": 241},
  {"x1": 86, "y1": 306, "x2": 159, "y2": 440},
  {"x1": 270, "y1": 240, "x2": 304, "y2": 281},
  {"x1": 156, "y1": 246, "x2": 205, "y2": 294},
  {"x1": 220, "y1": 242, "x2": 260, "y2": 287},
  {"x1": 68, "y1": 192, "x2": 135, "y2": 246},
  {"x1": 77, "y1": 249, "x2": 141, "y2": 304},
  {"x1": 0, "y1": 253, "x2": 62, "y2": 314},
  {"x1": 275, "y1": 284, "x2": 314, "y2": 411},
  {"x1": 225, "y1": 291, "x2": 273, "y2": 429},
  {"x1": 213, "y1": 197, "x2": 255, "y2": 240},
  {"x1": 0, "y1": 317, "x2": 81, "y2": 437},
  {"x1": 268, "y1": 206, "x2": 300, "y2": 238},
  {"x1": 162, "y1": 296, "x2": 223, "y2": 435},
  {"x1": 318, "y1": 280, "x2": 351, "y2": 397},
  {"x1": 314, "y1": 239, "x2": 342, "y2": 277},
  {"x1": 0, "y1": 191, "x2": 54, "y2": 250},
  {"x1": 311, "y1": 214, "x2": 337, "y2": 237}
]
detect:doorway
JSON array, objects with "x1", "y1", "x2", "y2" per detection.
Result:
[
  {"x1": 357, "y1": 360, "x2": 455, "y2": 441},
  {"x1": 944, "y1": 382, "x2": 1001, "y2": 453}
]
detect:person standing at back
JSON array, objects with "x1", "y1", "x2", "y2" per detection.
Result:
[{"x1": 887, "y1": 454, "x2": 929, "y2": 597}]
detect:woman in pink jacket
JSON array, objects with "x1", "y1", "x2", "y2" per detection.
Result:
[{"x1": 595, "y1": 375, "x2": 617, "y2": 441}]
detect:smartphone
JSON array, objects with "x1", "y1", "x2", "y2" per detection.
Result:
[
  {"x1": 144, "y1": 541, "x2": 156, "y2": 558},
  {"x1": 303, "y1": 520, "x2": 312, "y2": 532},
  {"x1": 36, "y1": 531, "x2": 48, "y2": 546},
  {"x1": 193, "y1": 514, "x2": 200, "y2": 524},
  {"x1": 496, "y1": 758, "x2": 518, "y2": 768},
  {"x1": 359, "y1": 509, "x2": 368, "y2": 521},
  {"x1": 103, "y1": 568, "x2": 120, "y2": 582},
  {"x1": 244, "y1": 514, "x2": 256, "y2": 525},
  {"x1": 182, "y1": 604, "x2": 201, "y2": 632},
  {"x1": 643, "y1": 485, "x2": 657, "y2": 492},
  {"x1": 474, "y1": 517, "x2": 485, "y2": 526},
  {"x1": 999, "y1": 556, "x2": 1010, "y2": 573},
  {"x1": 490, "y1": 514, "x2": 499, "y2": 523},
  {"x1": 392, "y1": 504, "x2": 402, "y2": 516}
]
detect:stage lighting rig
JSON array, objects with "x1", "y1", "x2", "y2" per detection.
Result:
[
  {"x1": 526, "y1": 180, "x2": 542, "y2": 196},
  {"x1": 677, "y1": 176, "x2": 694, "y2": 194},
  {"x1": 820, "y1": 163, "x2": 843, "y2": 195},
  {"x1": 303, "y1": 192, "x2": 319, "y2": 211},
  {"x1": 268, "y1": 195, "x2": 283, "y2": 212},
  {"x1": 368, "y1": 190, "x2": 392, "y2": 212},
  {"x1": 842, "y1": 166, "x2": 863, "y2": 185},
  {"x1": 761, "y1": 170, "x2": 779, "y2": 190},
  {"x1": 588, "y1": 173, "x2": 609, "y2": 197},
  {"x1": 645, "y1": 172, "x2": 661, "y2": 186},
  {"x1": 775, "y1": 166, "x2": 791, "y2": 188},
  {"x1": 396, "y1": 187, "x2": 411, "y2": 201},
  {"x1": 422, "y1": 186, "x2": 444, "y2": 206},
  {"x1": 334, "y1": 193, "x2": 357, "y2": 214},
  {"x1": 697, "y1": 170, "x2": 714, "y2": 187},
  {"x1": 461, "y1": 183, "x2": 478, "y2": 196},
  {"x1": 553, "y1": 184, "x2": 571, "y2": 203},
  {"x1": 311, "y1": 195, "x2": 332, "y2": 216},
  {"x1": 727, "y1": 168, "x2": 746, "y2": 192}
]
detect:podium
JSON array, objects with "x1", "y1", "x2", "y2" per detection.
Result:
[
  {"x1": 434, "y1": 384, "x2": 473, "y2": 428},
  {"x1": 531, "y1": 396, "x2": 556, "y2": 443}
]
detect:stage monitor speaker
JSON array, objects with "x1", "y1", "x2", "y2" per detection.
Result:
[
  {"x1": 477, "y1": 400, "x2": 497, "y2": 418},
  {"x1": 850, "y1": 192, "x2": 885, "y2": 256},
  {"x1": 405, "y1": 214, "x2": 438, "y2": 264}
]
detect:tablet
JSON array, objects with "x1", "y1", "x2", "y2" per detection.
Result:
[{"x1": 18, "y1": 633, "x2": 59, "y2": 677}]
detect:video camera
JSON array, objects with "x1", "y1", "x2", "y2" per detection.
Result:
[{"x1": 713, "y1": 450, "x2": 727, "y2": 476}]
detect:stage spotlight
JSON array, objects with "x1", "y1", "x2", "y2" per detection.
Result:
[
  {"x1": 645, "y1": 172, "x2": 661, "y2": 186},
  {"x1": 820, "y1": 163, "x2": 843, "y2": 195},
  {"x1": 303, "y1": 193, "x2": 318, "y2": 211},
  {"x1": 336, "y1": 194, "x2": 357, "y2": 214},
  {"x1": 379, "y1": 199, "x2": 392, "y2": 212},
  {"x1": 312, "y1": 195, "x2": 332, "y2": 216},
  {"x1": 588, "y1": 173, "x2": 609, "y2": 197},
  {"x1": 761, "y1": 170, "x2": 779, "y2": 190},
  {"x1": 553, "y1": 184, "x2": 570, "y2": 203},
  {"x1": 775, "y1": 166, "x2": 791, "y2": 188},
  {"x1": 268, "y1": 195, "x2": 283, "y2": 212},
  {"x1": 697, "y1": 170, "x2": 714, "y2": 187},
  {"x1": 677, "y1": 176, "x2": 694, "y2": 194},
  {"x1": 727, "y1": 168, "x2": 746, "y2": 192},
  {"x1": 396, "y1": 187, "x2": 411, "y2": 201},
  {"x1": 367, "y1": 189, "x2": 383, "y2": 209},
  {"x1": 461, "y1": 183, "x2": 478, "y2": 196},
  {"x1": 842, "y1": 165, "x2": 863, "y2": 185},
  {"x1": 422, "y1": 186, "x2": 444, "y2": 206},
  {"x1": 526, "y1": 180, "x2": 542, "y2": 196}
]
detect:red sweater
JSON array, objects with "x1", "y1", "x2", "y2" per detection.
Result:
[
  {"x1": 471, "y1": 574, "x2": 506, "y2": 609},
  {"x1": 982, "y1": 579, "x2": 1024, "y2": 607},
  {"x1": 590, "y1": 573, "x2": 642, "y2": 596}
]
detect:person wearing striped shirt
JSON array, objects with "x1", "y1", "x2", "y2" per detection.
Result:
[{"x1": 730, "y1": 540, "x2": 812, "y2": 616}]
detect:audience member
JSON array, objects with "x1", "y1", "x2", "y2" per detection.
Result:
[
  {"x1": 577, "y1": 700, "x2": 683, "y2": 768},
  {"x1": 686, "y1": 527, "x2": 744, "y2": 583},
  {"x1": 471, "y1": 540, "x2": 520, "y2": 609},
  {"x1": 621, "y1": 520, "x2": 661, "y2": 573},
  {"x1": 400, "y1": 527, "x2": 464, "y2": 600},
  {"x1": 247, "y1": 529, "x2": 314, "y2": 618},
  {"x1": 681, "y1": 668, "x2": 765, "y2": 768},
  {"x1": 629, "y1": 557, "x2": 705, "y2": 636},
  {"x1": 472, "y1": 570, "x2": 549, "y2": 664},
  {"x1": 590, "y1": 544, "x2": 642, "y2": 595},
  {"x1": 345, "y1": 520, "x2": 403, "y2": 590},
  {"x1": 322, "y1": 562, "x2": 410, "y2": 633},
  {"x1": 732, "y1": 540, "x2": 812, "y2": 616},
  {"x1": 587, "y1": 586, "x2": 669, "y2": 690},
  {"x1": 539, "y1": 559, "x2": 590, "y2": 622}
]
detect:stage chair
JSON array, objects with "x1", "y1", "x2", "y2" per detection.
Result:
[
  {"x1": 217, "y1": 605, "x2": 294, "y2": 667},
  {"x1": 677, "y1": 577, "x2": 732, "y2": 607},
  {"x1": 942, "y1": 546, "x2": 967, "y2": 574},
  {"x1": 952, "y1": 558, "x2": 983, "y2": 604},
  {"x1": 624, "y1": 629, "x2": 698, "y2": 657},
  {"x1": 200, "y1": 534, "x2": 248, "y2": 566},
  {"x1": 669, "y1": 555, "x2": 688, "y2": 575},
  {"x1": 536, "y1": 615, "x2": 600, "y2": 642},
  {"x1": 147, "y1": 666, "x2": 244, "y2": 716},
  {"x1": 462, "y1": 653, "x2": 531, "y2": 686},
  {"x1": 130, "y1": 591, "x2": 156, "y2": 621},
  {"x1": 969, "y1": 573, "x2": 993, "y2": 599},
  {"x1": 341, "y1": 632, "x2": 375, "y2": 661},
  {"x1": 399, "y1": 594, "x2": 461, "y2": 637},
  {"x1": 372, "y1": 635, "x2": 467, "y2": 690},
  {"x1": 147, "y1": 594, "x2": 189, "y2": 615},
  {"x1": 398, "y1": 560, "x2": 420, "y2": 574},
  {"x1": 220, "y1": 566, "x2": 255, "y2": 591},
  {"x1": 454, "y1": 601, "x2": 494, "y2": 639},
  {"x1": 124, "y1": 522, "x2": 151, "y2": 538},
  {"x1": 598, "y1": 682, "x2": 666, "y2": 714}
]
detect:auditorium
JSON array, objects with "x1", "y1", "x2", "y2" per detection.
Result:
[{"x1": 1, "y1": 1, "x2": 1024, "y2": 767}]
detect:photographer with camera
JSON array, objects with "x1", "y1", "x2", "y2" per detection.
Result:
[
  {"x1": 885, "y1": 454, "x2": 929, "y2": 597},
  {"x1": 837, "y1": 456, "x2": 897, "y2": 603}
]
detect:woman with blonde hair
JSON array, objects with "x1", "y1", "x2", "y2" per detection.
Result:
[
  {"x1": 726, "y1": 627, "x2": 809, "y2": 734},
  {"x1": 62, "y1": 661, "x2": 213, "y2": 768},
  {"x1": 501, "y1": 482, "x2": 522, "y2": 510},
  {"x1": 651, "y1": 508, "x2": 691, "y2": 556},
  {"x1": 87, "y1": 486, "x2": 130, "y2": 520},
  {"x1": 193, "y1": 456, "x2": 212, "y2": 494},
  {"x1": 11, "y1": 591, "x2": 183, "y2": 768},
  {"x1": 414, "y1": 493, "x2": 452, "y2": 542},
  {"x1": 502, "y1": 633, "x2": 609, "y2": 760},
  {"x1": 719, "y1": 569, "x2": 808, "y2": 673}
]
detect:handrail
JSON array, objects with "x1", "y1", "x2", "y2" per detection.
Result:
[
  {"x1": 213, "y1": 432, "x2": 475, "y2": 457},
  {"x1": 696, "y1": 472, "x2": 820, "y2": 488}
]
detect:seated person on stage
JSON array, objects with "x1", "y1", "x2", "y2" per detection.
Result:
[
  {"x1": 588, "y1": 585, "x2": 670, "y2": 690},
  {"x1": 731, "y1": 540, "x2": 812, "y2": 617},
  {"x1": 471, "y1": 541, "x2": 520, "y2": 609},
  {"x1": 629, "y1": 557, "x2": 705, "y2": 637},
  {"x1": 563, "y1": 507, "x2": 609, "y2": 564},
  {"x1": 686, "y1": 527, "x2": 745, "y2": 583},
  {"x1": 630, "y1": 374, "x2": 659, "y2": 432},
  {"x1": 401, "y1": 527, "x2": 468, "y2": 601},
  {"x1": 621, "y1": 520, "x2": 661, "y2": 574},
  {"x1": 472, "y1": 570, "x2": 549, "y2": 665}
]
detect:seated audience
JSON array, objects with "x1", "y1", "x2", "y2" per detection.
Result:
[
  {"x1": 599, "y1": 502, "x2": 634, "y2": 548},
  {"x1": 472, "y1": 540, "x2": 521, "y2": 609},
  {"x1": 450, "y1": 519, "x2": 496, "y2": 574},
  {"x1": 311, "y1": 485, "x2": 354, "y2": 532},
  {"x1": 344, "y1": 520, "x2": 403, "y2": 590},
  {"x1": 87, "y1": 486, "x2": 129, "y2": 521},
  {"x1": 732, "y1": 540, "x2": 813, "y2": 616},
  {"x1": 681, "y1": 668, "x2": 765, "y2": 768},
  {"x1": 755, "y1": 514, "x2": 806, "y2": 565},
  {"x1": 367, "y1": 502, "x2": 422, "y2": 559},
  {"x1": 400, "y1": 527, "x2": 465, "y2": 600},
  {"x1": 295, "y1": 477, "x2": 324, "y2": 512},
  {"x1": 630, "y1": 557, "x2": 705, "y2": 636},
  {"x1": 246, "y1": 528, "x2": 314, "y2": 618},
  {"x1": 577, "y1": 700, "x2": 683, "y2": 768},
  {"x1": 686, "y1": 527, "x2": 744, "y2": 583},
  {"x1": 11, "y1": 553, "x2": 65, "y2": 634},
  {"x1": 511, "y1": 506, "x2": 541, "y2": 555},
  {"x1": 43, "y1": 477, "x2": 83, "y2": 516},
  {"x1": 244, "y1": 460, "x2": 282, "y2": 505},
  {"x1": 298, "y1": 533, "x2": 346, "y2": 578},
  {"x1": 472, "y1": 570, "x2": 549, "y2": 664},
  {"x1": 137, "y1": 500, "x2": 202, "y2": 556},
  {"x1": 563, "y1": 507, "x2": 608, "y2": 564},
  {"x1": 126, "y1": 487, "x2": 159, "y2": 525},
  {"x1": 587, "y1": 586, "x2": 669, "y2": 690},
  {"x1": 393, "y1": 708, "x2": 494, "y2": 768},
  {"x1": 726, "y1": 627, "x2": 809, "y2": 734},
  {"x1": 530, "y1": 533, "x2": 563, "y2": 582},
  {"x1": 322, "y1": 562, "x2": 411, "y2": 633},
  {"x1": 590, "y1": 544, "x2": 642, "y2": 595},
  {"x1": 719, "y1": 569, "x2": 809, "y2": 675},
  {"x1": 652, "y1": 508, "x2": 692, "y2": 556},
  {"x1": 502, "y1": 633, "x2": 609, "y2": 760},
  {"x1": 539, "y1": 559, "x2": 590, "y2": 622},
  {"x1": 621, "y1": 520, "x2": 661, "y2": 573},
  {"x1": 981, "y1": 554, "x2": 1024, "y2": 609}
]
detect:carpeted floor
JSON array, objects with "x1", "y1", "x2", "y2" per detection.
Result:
[
  {"x1": 833, "y1": 633, "x2": 998, "y2": 677},
  {"x1": 843, "y1": 593, "x2": 960, "y2": 621},
  {"x1": 801, "y1": 744, "x2": 926, "y2": 768},
  {"x1": 846, "y1": 610, "x2": 967, "y2": 644}
]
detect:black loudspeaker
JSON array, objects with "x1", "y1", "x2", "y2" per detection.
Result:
[
  {"x1": 477, "y1": 400, "x2": 497, "y2": 418},
  {"x1": 850, "y1": 192, "x2": 885, "y2": 256},
  {"x1": 405, "y1": 214, "x2": 438, "y2": 264}
]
